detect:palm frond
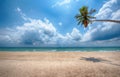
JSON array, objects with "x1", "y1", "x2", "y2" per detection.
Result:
[
  {"x1": 75, "y1": 6, "x2": 97, "y2": 28},
  {"x1": 89, "y1": 9, "x2": 96, "y2": 15},
  {"x1": 87, "y1": 16, "x2": 96, "y2": 19},
  {"x1": 77, "y1": 20, "x2": 82, "y2": 25},
  {"x1": 75, "y1": 14, "x2": 82, "y2": 19},
  {"x1": 80, "y1": 6, "x2": 88, "y2": 16}
]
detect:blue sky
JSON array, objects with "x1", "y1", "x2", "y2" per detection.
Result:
[{"x1": 0, "y1": 0, "x2": 120, "y2": 47}]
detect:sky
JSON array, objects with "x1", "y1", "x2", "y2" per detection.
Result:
[{"x1": 0, "y1": 0, "x2": 120, "y2": 47}]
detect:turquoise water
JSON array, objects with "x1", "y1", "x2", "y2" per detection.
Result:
[{"x1": 0, "y1": 47, "x2": 120, "y2": 52}]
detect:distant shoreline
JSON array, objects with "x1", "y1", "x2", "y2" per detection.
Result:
[{"x1": 0, "y1": 47, "x2": 120, "y2": 52}]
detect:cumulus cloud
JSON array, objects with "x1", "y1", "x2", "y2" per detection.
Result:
[
  {"x1": 82, "y1": 0, "x2": 120, "y2": 42},
  {"x1": 95, "y1": 0, "x2": 117, "y2": 19},
  {"x1": 0, "y1": 8, "x2": 82, "y2": 46},
  {"x1": 0, "y1": 0, "x2": 120, "y2": 47},
  {"x1": 70, "y1": 28, "x2": 82, "y2": 41}
]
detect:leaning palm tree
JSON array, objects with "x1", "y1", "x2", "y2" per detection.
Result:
[{"x1": 75, "y1": 6, "x2": 120, "y2": 28}]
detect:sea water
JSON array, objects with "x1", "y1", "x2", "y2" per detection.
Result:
[{"x1": 0, "y1": 47, "x2": 120, "y2": 52}]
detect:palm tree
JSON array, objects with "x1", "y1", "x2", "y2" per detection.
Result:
[{"x1": 75, "y1": 6, "x2": 120, "y2": 28}]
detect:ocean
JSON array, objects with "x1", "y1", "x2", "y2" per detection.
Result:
[{"x1": 0, "y1": 47, "x2": 120, "y2": 52}]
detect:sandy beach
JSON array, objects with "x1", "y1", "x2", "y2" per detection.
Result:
[{"x1": 0, "y1": 52, "x2": 120, "y2": 77}]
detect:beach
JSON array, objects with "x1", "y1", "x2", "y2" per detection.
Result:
[{"x1": 0, "y1": 52, "x2": 120, "y2": 77}]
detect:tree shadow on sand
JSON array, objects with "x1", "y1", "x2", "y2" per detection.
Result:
[
  {"x1": 80, "y1": 57, "x2": 120, "y2": 66},
  {"x1": 80, "y1": 57, "x2": 109, "y2": 62}
]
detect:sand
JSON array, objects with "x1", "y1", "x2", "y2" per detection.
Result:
[{"x1": 0, "y1": 52, "x2": 120, "y2": 77}]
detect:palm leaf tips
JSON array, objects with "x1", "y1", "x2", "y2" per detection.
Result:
[
  {"x1": 75, "y1": 6, "x2": 96, "y2": 28},
  {"x1": 75, "y1": 6, "x2": 120, "y2": 28}
]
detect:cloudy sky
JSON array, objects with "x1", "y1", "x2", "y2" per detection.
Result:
[{"x1": 0, "y1": 0, "x2": 120, "y2": 47}]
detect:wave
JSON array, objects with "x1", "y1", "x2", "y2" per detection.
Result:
[{"x1": 0, "y1": 47, "x2": 120, "y2": 52}]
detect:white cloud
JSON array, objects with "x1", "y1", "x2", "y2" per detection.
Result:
[
  {"x1": 52, "y1": 0, "x2": 79, "y2": 8},
  {"x1": 71, "y1": 28, "x2": 81, "y2": 41},
  {"x1": 52, "y1": 0, "x2": 71, "y2": 8},
  {"x1": 74, "y1": 0, "x2": 79, "y2": 2},
  {"x1": 16, "y1": 7, "x2": 32, "y2": 21},
  {"x1": 0, "y1": 8, "x2": 83, "y2": 46},
  {"x1": 111, "y1": 9, "x2": 120, "y2": 20},
  {"x1": 82, "y1": 0, "x2": 120, "y2": 42},
  {"x1": 17, "y1": 7, "x2": 21, "y2": 12},
  {"x1": 0, "y1": 0, "x2": 120, "y2": 47},
  {"x1": 95, "y1": 0, "x2": 117, "y2": 19},
  {"x1": 58, "y1": 22, "x2": 62, "y2": 26}
]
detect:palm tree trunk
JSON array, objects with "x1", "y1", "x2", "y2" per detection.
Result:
[{"x1": 92, "y1": 19, "x2": 120, "y2": 23}]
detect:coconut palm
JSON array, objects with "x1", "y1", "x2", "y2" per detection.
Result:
[{"x1": 75, "y1": 6, "x2": 120, "y2": 28}]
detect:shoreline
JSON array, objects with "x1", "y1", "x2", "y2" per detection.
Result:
[
  {"x1": 0, "y1": 50, "x2": 120, "y2": 52},
  {"x1": 0, "y1": 47, "x2": 120, "y2": 52}
]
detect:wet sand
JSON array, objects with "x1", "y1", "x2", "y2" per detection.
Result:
[{"x1": 0, "y1": 52, "x2": 120, "y2": 77}]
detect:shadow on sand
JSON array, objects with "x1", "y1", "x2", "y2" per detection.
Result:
[
  {"x1": 80, "y1": 57, "x2": 109, "y2": 62},
  {"x1": 80, "y1": 57, "x2": 120, "y2": 66}
]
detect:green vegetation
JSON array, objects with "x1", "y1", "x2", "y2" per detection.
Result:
[{"x1": 75, "y1": 6, "x2": 120, "y2": 28}]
